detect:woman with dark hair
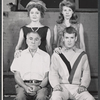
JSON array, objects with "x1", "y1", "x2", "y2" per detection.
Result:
[
  {"x1": 53, "y1": 0, "x2": 85, "y2": 52},
  {"x1": 15, "y1": 0, "x2": 52, "y2": 57}
]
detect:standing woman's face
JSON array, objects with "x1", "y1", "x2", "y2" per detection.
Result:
[
  {"x1": 29, "y1": 7, "x2": 41, "y2": 22},
  {"x1": 62, "y1": 6, "x2": 73, "y2": 20}
]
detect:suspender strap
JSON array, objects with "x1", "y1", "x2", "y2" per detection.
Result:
[
  {"x1": 68, "y1": 51, "x2": 86, "y2": 84},
  {"x1": 59, "y1": 53, "x2": 71, "y2": 74}
]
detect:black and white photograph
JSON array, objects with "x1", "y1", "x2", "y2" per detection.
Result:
[{"x1": 3, "y1": 0, "x2": 98, "y2": 100}]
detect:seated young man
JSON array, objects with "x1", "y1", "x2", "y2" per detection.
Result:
[
  {"x1": 10, "y1": 31, "x2": 50, "y2": 100},
  {"x1": 49, "y1": 26, "x2": 95, "y2": 100}
]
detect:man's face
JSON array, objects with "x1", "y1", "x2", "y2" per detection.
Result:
[
  {"x1": 26, "y1": 32, "x2": 41, "y2": 50},
  {"x1": 63, "y1": 32, "x2": 77, "y2": 48}
]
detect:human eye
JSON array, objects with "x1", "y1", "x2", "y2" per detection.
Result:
[
  {"x1": 30, "y1": 11, "x2": 34, "y2": 14},
  {"x1": 71, "y1": 37, "x2": 74, "y2": 39},
  {"x1": 69, "y1": 9, "x2": 72, "y2": 12},
  {"x1": 65, "y1": 37, "x2": 68, "y2": 39},
  {"x1": 36, "y1": 11, "x2": 39, "y2": 14},
  {"x1": 29, "y1": 37, "x2": 33, "y2": 40},
  {"x1": 64, "y1": 9, "x2": 67, "y2": 12},
  {"x1": 35, "y1": 38, "x2": 39, "y2": 41}
]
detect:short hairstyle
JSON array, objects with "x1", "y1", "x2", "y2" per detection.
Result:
[
  {"x1": 63, "y1": 26, "x2": 77, "y2": 37},
  {"x1": 26, "y1": 0, "x2": 47, "y2": 18},
  {"x1": 57, "y1": 0, "x2": 78, "y2": 24}
]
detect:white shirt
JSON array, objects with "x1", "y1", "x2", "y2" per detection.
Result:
[{"x1": 10, "y1": 48, "x2": 50, "y2": 80}]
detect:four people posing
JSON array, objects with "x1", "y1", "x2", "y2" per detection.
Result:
[{"x1": 10, "y1": 0, "x2": 95, "y2": 100}]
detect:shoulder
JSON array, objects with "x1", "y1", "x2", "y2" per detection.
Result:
[
  {"x1": 76, "y1": 48, "x2": 86, "y2": 53},
  {"x1": 38, "y1": 49, "x2": 50, "y2": 58},
  {"x1": 76, "y1": 49, "x2": 87, "y2": 58},
  {"x1": 71, "y1": 23, "x2": 83, "y2": 31},
  {"x1": 20, "y1": 25, "x2": 29, "y2": 32},
  {"x1": 44, "y1": 26, "x2": 49, "y2": 28},
  {"x1": 75, "y1": 23, "x2": 83, "y2": 28},
  {"x1": 55, "y1": 23, "x2": 62, "y2": 27},
  {"x1": 51, "y1": 52, "x2": 60, "y2": 60},
  {"x1": 41, "y1": 26, "x2": 49, "y2": 29},
  {"x1": 77, "y1": 23, "x2": 83, "y2": 28},
  {"x1": 20, "y1": 49, "x2": 28, "y2": 56},
  {"x1": 21, "y1": 25, "x2": 27, "y2": 29},
  {"x1": 40, "y1": 26, "x2": 50, "y2": 32}
]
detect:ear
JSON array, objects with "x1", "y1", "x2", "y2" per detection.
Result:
[
  {"x1": 26, "y1": 39, "x2": 28, "y2": 45},
  {"x1": 62, "y1": 36, "x2": 65, "y2": 41},
  {"x1": 38, "y1": 39, "x2": 41, "y2": 46},
  {"x1": 75, "y1": 36, "x2": 77, "y2": 42}
]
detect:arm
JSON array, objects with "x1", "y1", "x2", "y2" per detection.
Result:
[
  {"x1": 14, "y1": 71, "x2": 34, "y2": 94},
  {"x1": 46, "y1": 28, "x2": 52, "y2": 56},
  {"x1": 53, "y1": 25, "x2": 58, "y2": 50},
  {"x1": 77, "y1": 55, "x2": 91, "y2": 94},
  {"x1": 15, "y1": 28, "x2": 24, "y2": 51},
  {"x1": 80, "y1": 54, "x2": 91, "y2": 88},
  {"x1": 39, "y1": 72, "x2": 49, "y2": 88},
  {"x1": 79, "y1": 23, "x2": 86, "y2": 51},
  {"x1": 14, "y1": 29, "x2": 24, "y2": 57},
  {"x1": 49, "y1": 54, "x2": 60, "y2": 88},
  {"x1": 39, "y1": 54, "x2": 50, "y2": 88}
]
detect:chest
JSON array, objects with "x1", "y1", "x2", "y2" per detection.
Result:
[
  {"x1": 20, "y1": 54, "x2": 45, "y2": 70},
  {"x1": 23, "y1": 26, "x2": 48, "y2": 40},
  {"x1": 57, "y1": 24, "x2": 79, "y2": 35}
]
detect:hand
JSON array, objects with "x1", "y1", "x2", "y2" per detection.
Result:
[
  {"x1": 53, "y1": 84, "x2": 62, "y2": 91},
  {"x1": 24, "y1": 86, "x2": 36, "y2": 96},
  {"x1": 77, "y1": 85, "x2": 87, "y2": 94},
  {"x1": 24, "y1": 86, "x2": 33, "y2": 93},
  {"x1": 31, "y1": 85, "x2": 41, "y2": 92},
  {"x1": 54, "y1": 47, "x2": 62, "y2": 54},
  {"x1": 14, "y1": 50, "x2": 22, "y2": 58}
]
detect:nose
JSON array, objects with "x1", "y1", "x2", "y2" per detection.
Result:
[
  {"x1": 66, "y1": 10, "x2": 69, "y2": 13},
  {"x1": 68, "y1": 38, "x2": 71, "y2": 42},
  {"x1": 31, "y1": 40, "x2": 35, "y2": 44}
]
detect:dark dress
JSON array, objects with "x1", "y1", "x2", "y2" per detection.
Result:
[{"x1": 21, "y1": 26, "x2": 49, "y2": 52}]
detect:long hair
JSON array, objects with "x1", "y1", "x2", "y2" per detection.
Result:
[{"x1": 57, "y1": 0, "x2": 78, "y2": 24}]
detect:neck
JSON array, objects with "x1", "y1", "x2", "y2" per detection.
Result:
[
  {"x1": 62, "y1": 46, "x2": 77, "y2": 52},
  {"x1": 64, "y1": 19, "x2": 71, "y2": 27},
  {"x1": 29, "y1": 48, "x2": 37, "y2": 53},
  {"x1": 30, "y1": 21, "x2": 41, "y2": 27}
]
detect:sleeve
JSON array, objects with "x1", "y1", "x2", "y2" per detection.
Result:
[
  {"x1": 10, "y1": 57, "x2": 22, "y2": 73},
  {"x1": 49, "y1": 54, "x2": 60, "y2": 88},
  {"x1": 81, "y1": 54, "x2": 91, "y2": 88}
]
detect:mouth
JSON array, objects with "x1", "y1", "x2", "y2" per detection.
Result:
[
  {"x1": 33, "y1": 18, "x2": 37, "y2": 19},
  {"x1": 65, "y1": 15, "x2": 71, "y2": 17},
  {"x1": 68, "y1": 43, "x2": 72, "y2": 46},
  {"x1": 30, "y1": 44, "x2": 35, "y2": 46}
]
